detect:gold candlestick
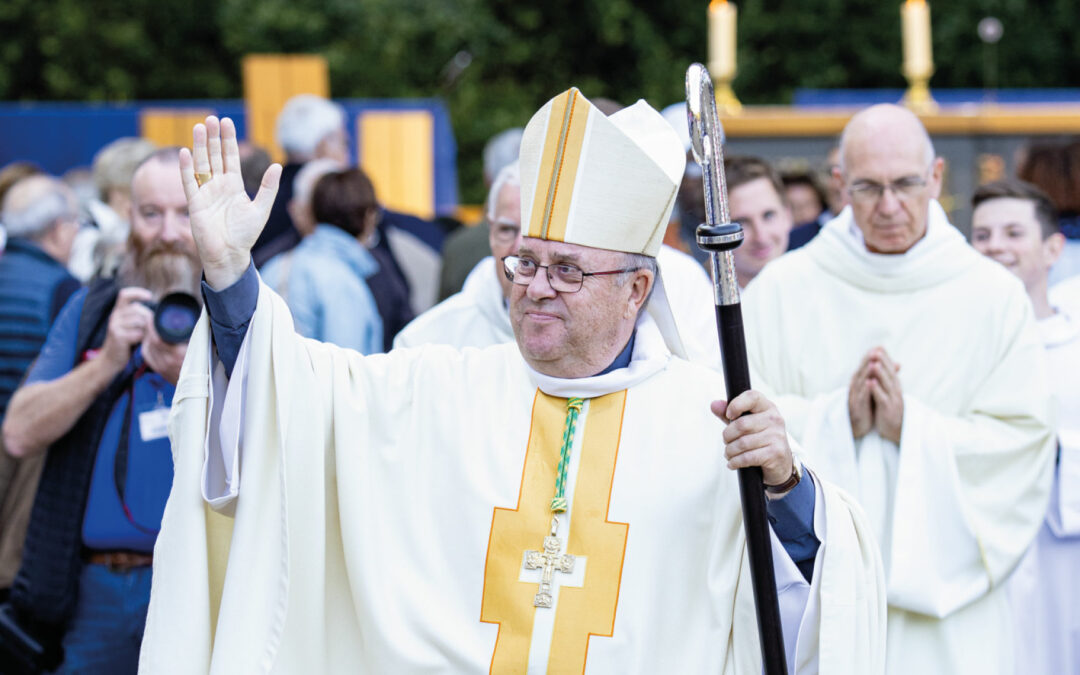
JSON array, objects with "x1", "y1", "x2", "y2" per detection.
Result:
[
  {"x1": 708, "y1": 0, "x2": 742, "y2": 114},
  {"x1": 901, "y1": 0, "x2": 937, "y2": 113}
]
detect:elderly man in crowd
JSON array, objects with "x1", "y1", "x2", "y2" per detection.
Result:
[
  {"x1": 0, "y1": 176, "x2": 82, "y2": 594},
  {"x1": 1, "y1": 148, "x2": 200, "y2": 673},
  {"x1": 139, "y1": 92, "x2": 886, "y2": 674},
  {"x1": 970, "y1": 179, "x2": 1080, "y2": 674},
  {"x1": 741, "y1": 104, "x2": 1055, "y2": 675}
]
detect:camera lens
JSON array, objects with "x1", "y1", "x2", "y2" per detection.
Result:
[{"x1": 153, "y1": 292, "x2": 200, "y2": 344}]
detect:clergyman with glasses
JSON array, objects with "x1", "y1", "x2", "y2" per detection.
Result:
[
  {"x1": 139, "y1": 89, "x2": 886, "y2": 673},
  {"x1": 393, "y1": 160, "x2": 719, "y2": 366},
  {"x1": 740, "y1": 103, "x2": 1055, "y2": 675}
]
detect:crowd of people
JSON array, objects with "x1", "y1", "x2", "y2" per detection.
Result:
[{"x1": 0, "y1": 88, "x2": 1075, "y2": 674}]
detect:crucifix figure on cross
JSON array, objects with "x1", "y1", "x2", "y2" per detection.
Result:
[{"x1": 525, "y1": 535, "x2": 576, "y2": 608}]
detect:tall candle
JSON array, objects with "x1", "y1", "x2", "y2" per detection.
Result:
[
  {"x1": 901, "y1": 0, "x2": 933, "y2": 76},
  {"x1": 708, "y1": 0, "x2": 737, "y2": 78}
]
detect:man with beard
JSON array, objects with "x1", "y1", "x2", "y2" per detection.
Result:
[{"x1": 1, "y1": 148, "x2": 200, "y2": 673}]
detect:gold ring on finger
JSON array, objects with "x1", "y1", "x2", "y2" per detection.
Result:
[{"x1": 195, "y1": 172, "x2": 212, "y2": 187}]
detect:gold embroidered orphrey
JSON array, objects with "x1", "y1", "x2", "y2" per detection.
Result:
[{"x1": 480, "y1": 390, "x2": 629, "y2": 672}]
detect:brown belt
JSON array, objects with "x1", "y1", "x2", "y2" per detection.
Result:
[{"x1": 86, "y1": 551, "x2": 153, "y2": 571}]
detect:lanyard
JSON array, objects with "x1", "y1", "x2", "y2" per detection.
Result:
[{"x1": 113, "y1": 364, "x2": 164, "y2": 535}]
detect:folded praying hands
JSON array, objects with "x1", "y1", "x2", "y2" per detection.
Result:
[
  {"x1": 849, "y1": 346, "x2": 904, "y2": 444},
  {"x1": 180, "y1": 116, "x2": 281, "y2": 290}
]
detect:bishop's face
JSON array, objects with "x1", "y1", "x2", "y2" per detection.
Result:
[{"x1": 509, "y1": 238, "x2": 651, "y2": 379}]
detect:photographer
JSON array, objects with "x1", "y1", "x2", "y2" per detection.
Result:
[{"x1": 1, "y1": 148, "x2": 200, "y2": 673}]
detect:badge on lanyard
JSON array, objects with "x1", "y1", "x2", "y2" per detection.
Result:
[{"x1": 138, "y1": 390, "x2": 170, "y2": 442}]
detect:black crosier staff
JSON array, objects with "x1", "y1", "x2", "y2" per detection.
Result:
[{"x1": 685, "y1": 62, "x2": 787, "y2": 675}]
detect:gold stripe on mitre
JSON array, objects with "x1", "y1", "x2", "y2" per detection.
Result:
[
  {"x1": 520, "y1": 88, "x2": 685, "y2": 257},
  {"x1": 526, "y1": 88, "x2": 591, "y2": 241}
]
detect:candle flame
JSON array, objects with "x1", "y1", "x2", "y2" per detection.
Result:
[
  {"x1": 710, "y1": 0, "x2": 727, "y2": 7},
  {"x1": 905, "y1": 0, "x2": 926, "y2": 5}
]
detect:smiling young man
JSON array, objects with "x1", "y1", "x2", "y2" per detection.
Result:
[
  {"x1": 139, "y1": 91, "x2": 885, "y2": 674},
  {"x1": 971, "y1": 181, "x2": 1065, "y2": 320},
  {"x1": 723, "y1": 156, "x2": 794, "y2": 289},
  {"x1": 970, "y1": 180, "x2": 1079, "y2": 675},
  {"x1": 741, "y1": 105, "x2": 1055, "y2": 675}
]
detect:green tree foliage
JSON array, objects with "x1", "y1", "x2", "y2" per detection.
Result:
[{"x1": 2, "y1": 0, "x2": 1078, "y2": 201}]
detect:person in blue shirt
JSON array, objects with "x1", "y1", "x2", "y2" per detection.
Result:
[
  {"x1": 0, "y1": 175, "x2": 82, "y2": 594},
  {"x1": 2, "y1": 148, "x2": 200, "y2": 674},
  {"x1": 260, "y1": 168, "x2": 384, "y2": 355}
]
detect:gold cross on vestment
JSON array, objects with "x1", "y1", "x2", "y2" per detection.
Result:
[{"x1": 524, "y1": 535, "x2": 575, "y2": 608}]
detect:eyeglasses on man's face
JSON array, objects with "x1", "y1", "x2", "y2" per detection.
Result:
[
  {"x1": 501, "y1": 255, "x2": 639, "y2": 294},
  {"x1": 846, "y1": 164, "x2": 934, "y2": 205}
]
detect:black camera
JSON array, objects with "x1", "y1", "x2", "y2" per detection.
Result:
[{"x1": 143, "y1": 292, "x2": 201, "y2": 344}]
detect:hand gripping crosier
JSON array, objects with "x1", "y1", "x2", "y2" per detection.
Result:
[{"x1": 685, "y1": 63, "x2": 788, "y2": 675}]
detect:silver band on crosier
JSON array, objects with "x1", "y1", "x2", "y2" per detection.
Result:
[
  {"x1": 697, "y1": 228, "x2": 743, "y2": 248},
  {"x1": 710, "y1": 251, "x2": 741, "y2": 306}
]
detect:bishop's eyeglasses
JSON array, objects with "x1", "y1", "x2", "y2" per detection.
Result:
[{"x1": 502, "y1": 255, "x2": 640, "y2": 294}]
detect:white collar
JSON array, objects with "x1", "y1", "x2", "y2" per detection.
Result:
[
  {"x1": 807, "y1": 199, "x2": 977, "y2": 292},
  {"x1": 843, "y1": 202, "x2": 937, "y2": 260}
]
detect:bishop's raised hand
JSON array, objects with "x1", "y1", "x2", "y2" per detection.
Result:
[{"x1": 180, "y1": 116, "x2": 281, "y2": 290}]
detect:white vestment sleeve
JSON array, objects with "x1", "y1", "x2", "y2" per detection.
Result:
[
  {"x1": 883, "y1": 398, "x2": 987, "y2": 616},
  {"x1": 770, "y1": 478, "x2": 820, "y2": 674},
  {"x1": 773, "y1": 373, "x2": 1054, "y2": 620},
  {"x1": 790, "y1": 472, "x2": 887, "y2": 674},
  {"x1": 787, "y1": 387, "x2": 1029, "y2": 619},
  {"x1": 201, "y1": 327, "x2": 252, "y2": 511},
  {"x1": 762, "y1": 469, "x2": 887, "y2": 675}
]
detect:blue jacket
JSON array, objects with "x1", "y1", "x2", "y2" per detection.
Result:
[
  {"x1": 0, "y1": 238, "x2": 79, "y2": 420},
  {"x1": 260, "y1": 225, "x2": 384, "y2": 354}
]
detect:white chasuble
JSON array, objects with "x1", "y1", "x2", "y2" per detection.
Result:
[
  {"x1": 742, "y1": 202, "x2": 1057, "y2": 675},
  {"x1": 140, "y1": 282, "x2": 885, "y2": 674},
  {"x1": 1007, "y1": 308, "x2": 1080, "y2": 674}
]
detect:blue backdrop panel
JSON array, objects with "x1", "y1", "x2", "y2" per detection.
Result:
[{"x1": 0, "y1": 99, "x2": 457, "y2": 215}]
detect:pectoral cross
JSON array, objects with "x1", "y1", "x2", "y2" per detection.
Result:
[{"x1": 524, "y1": 532, "x2": 575, "y2": 608}]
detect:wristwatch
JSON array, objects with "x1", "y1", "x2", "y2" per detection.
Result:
[{"x1": 763, "y1": 462, "x2": 802, "y2": 496}]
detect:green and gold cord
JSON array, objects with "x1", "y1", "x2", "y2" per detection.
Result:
[{"x1": 550, "y1": 397, "x2": 585, "y2": 512}]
